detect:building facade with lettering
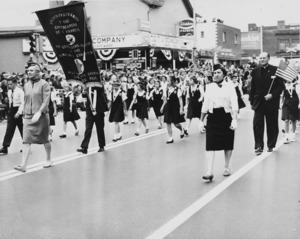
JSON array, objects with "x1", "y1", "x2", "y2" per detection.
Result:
[
  {"x1": 85, "y1": 0, "x2": 195, "y2": 70},
  {"x1": 241, "y1": 21, "x2": 300, "y2": 64},
  {"x1": 196, "y1": 22, "x2": 242, "y2": 66}
]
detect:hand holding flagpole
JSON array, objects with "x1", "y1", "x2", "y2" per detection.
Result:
[{"x1": 265, "y1": 75, "x2": 276, "y2": 101}]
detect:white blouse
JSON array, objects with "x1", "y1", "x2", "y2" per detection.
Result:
[{"x1": 202, "y1": 81, "x2": 238, "y2": 114}]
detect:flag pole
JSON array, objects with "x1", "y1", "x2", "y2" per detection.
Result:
[{"x1": 267, "y1": 76, "x2": 276, "y2": 94}]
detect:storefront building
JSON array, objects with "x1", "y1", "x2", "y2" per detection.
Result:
[
  {"x1": 86, "y1": 0, "x2": 195, "y2": 70},
  {"x1": 196, "y1": 22, "x2": 242, "y2": 67}
]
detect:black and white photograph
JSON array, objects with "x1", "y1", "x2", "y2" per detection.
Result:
[{"x1": 0, "y1": 0, "x2": 300, "y2": 238}]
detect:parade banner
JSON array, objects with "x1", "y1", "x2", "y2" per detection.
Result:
[{"x1": 35, "y1": 2, "x2": 102, "y2": 87}]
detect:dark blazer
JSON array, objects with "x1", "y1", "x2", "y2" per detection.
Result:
[
  {"x1": 83, "y1": 87, "x2": 108, "y2": 114},
  {"x1": 249, "y1": 65, "x2": 284, "y2": 111}
]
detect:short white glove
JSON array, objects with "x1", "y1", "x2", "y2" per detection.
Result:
[
  {"x1": 230, "y1": 119, "x2": 238, "y2": 130},
  {"x1": 199, "y1": 120, "x2": 205, "y2": 133},
  {"x1": 31, "y1": 111, "x2": 41, "y2": 123}
]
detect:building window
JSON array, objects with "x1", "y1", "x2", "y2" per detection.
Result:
[
  {"x1": 291, "y1": 39, "x2": 298, "y2": 48},
  {"x1": 278, "y1": 39, "x2": 289, "y2": 52},
  {"x1": 222, "y1": 32, "x2": 226, "y2": 43},
  {"x1": 234, "y1": 34, "x2": 238, "y2": 44},
  {"x1": 201, "y1": 31, "x2": 204, "y2": 38}
]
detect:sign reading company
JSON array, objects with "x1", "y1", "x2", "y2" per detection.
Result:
[
  {"x1": 178, "y1": 18, "x2": 194, "y2": 37},
  {"x1": 92, "y1": 34, "x2": 148, "y2": 49}
]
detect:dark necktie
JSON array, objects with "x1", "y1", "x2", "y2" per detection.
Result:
[{"x1": 10, "y1": 90, "x2": 14, "y2": 108}]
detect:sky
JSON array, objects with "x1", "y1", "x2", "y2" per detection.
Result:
[{"x1": 0, "y1": 0, "x2": 300, "y2": 31}]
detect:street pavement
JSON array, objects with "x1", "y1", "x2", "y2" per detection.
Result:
[{"x1": 0, "y1": 99, "x2": 299, "y2": 239}]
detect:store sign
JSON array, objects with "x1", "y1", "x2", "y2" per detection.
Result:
[
  {"x1": 241, "y1": 32, "x2": 260, "y2": 50},
  {"x1": 150, "y1": 34, "x2": 193, "y2": 50},
  {"x1": 138, "y1": 19, "x2": 150, "y2": 32},
  {"x1": 92, "y1": 34, "x2": 148, "y2": 49},
  {"x1": 178, "y1": 19, "x2": 194, "y2": 37},
  {"x1": 217, "y1": 47, "x2": 241, "y2": 60}
]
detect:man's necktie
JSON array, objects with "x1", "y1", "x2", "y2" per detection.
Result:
[{"x1": 10, "y1": 90, "x2": 14, "y2": 108}]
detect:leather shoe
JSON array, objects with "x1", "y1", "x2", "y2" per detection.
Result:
[
  {"x1": 255, "y1": 147, "x2": 263, "y2": 155},
  {"x1": 0, "y1": 147, "x2": 8, "y2": 154},
  {"x1": 202, "y1": 175, "x2": 214, "y2": 181},
  {"x1": 59, "y1": 134, "x2": 67, "y2": 138},
  {"x1": 267, "y1": 148, "x2": 273, "y2": 152},
  {"x1": 77, "y1": 148, "x2": 87, "y2": 154},
  {"x1": 166, "y1": 139, "x2": 174, "y2": 144},
  {"x1": 14, "y1": 165, "x2": 26, "y2": 173},
  {"x1": 184, "y1": 129, "x2": 188, "y2": 136},
  {"x1": 98, "y1": 147, "x2": 105, "y2": 152}
]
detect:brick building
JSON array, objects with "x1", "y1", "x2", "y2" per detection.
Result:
[
  {"x1": 196, "y1": 21, "x2": 242, "y2": 66},
  {"x1": 241, "y1": 21, "x2": 300, "y2": 63}
]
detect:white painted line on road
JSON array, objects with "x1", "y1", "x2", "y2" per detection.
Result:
[
  {"x1": 145, "y1": 137, "x2": 286, "y2": 239},
  {"x1": 0, "y1": 128, "x2": 167, "y2": 182}
]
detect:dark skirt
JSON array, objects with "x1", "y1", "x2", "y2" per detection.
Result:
[
  {"x1": 63, "y1": 104, "x2": 80, "y2": 122},
  {"x1": 206, "y1": 108, "x2": 234, "y2": 151},
  {"x1": 163, "y1": 102, "x2": 185, "y2": 124},
  {"x1": 282, "y1": 99, "x2": 299, "y2": 121},
  {"x1": 136, "y1": 103, "x2": 148, "y2": 119},
  {"x1": 109, "y1": 104, "x2": 125, "y2": 123},
  {"x1": 152, "y1": 101, "x2": 164, "y2": 117},
  {"x1": 187, "y1": 100, "x2": 202, "y2": 119}
]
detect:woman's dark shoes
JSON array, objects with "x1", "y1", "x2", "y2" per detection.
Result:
[
  {"x1": 202, "y1": 175, "x2": 214, "y2": 181},
  {"x1": 180, "y1": 132, "x2": 184, "y2": 138},
  {"x1": 184, "y1": 129, "x2": 189, "y2": 136},
  {"x1": 0, "y1": 147, "x2": 8, "y2": 154},
  {"x1": 117, "y1": 136, "x2": 122, "y2": 140},
  {"x1": 77, "y1": 148, "x2": 88, "y2": 154},
  {"x1": 98, "y1": 147, "x2": 105, "y2": 152},
  {"x1": 59, "y1": 134, "x2": 67, "y2": 138},
  {"x1": 166, "y1": 139, "x2": 174, "y2": 144},
  {"x1": 14, "y1": 165, "x2": 26, "y2": 173}
]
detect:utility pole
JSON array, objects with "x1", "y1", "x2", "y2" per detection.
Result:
[{"x1": 192, "y1": 0, "x2": 197, "y2": 70}]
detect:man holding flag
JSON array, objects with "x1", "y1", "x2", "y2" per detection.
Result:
[{"x1": 249, "y1": 52, "x2": 285, "y2": 155}]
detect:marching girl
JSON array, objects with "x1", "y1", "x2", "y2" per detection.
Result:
[
  {"x1": 149, "y1": 80, "x2": 164, "y2": 129},
  {"x1": 160, "y1": 75, "x2": 185, "y2": 143},
  {"x1": 108, "y1": 76, "x2": 127, "y2": 142},
  {"x1": 230, "y1": 72, "x2": 246, "y2": 118},
  {"x1": 129, "y1": 82, "x2": 149, "y2": 136},
  {"x1": 48, "y1": 84, "x2": 58, "y2": 141},
  {"x1": 184, "y1": 76, "x2": 204, "y2": 135},
  {"x1": 59, "y1": 85, "x2": 80, "y2": 138},
  {"x1": 147, "y1": 77, "x2": 155, "y2": 110},
  {"x1": 281, "y1": 80, "x2": 299, "y2": 143},
  {"x1": 124, "y1": 75, "x2": 136, "y2": 124}
]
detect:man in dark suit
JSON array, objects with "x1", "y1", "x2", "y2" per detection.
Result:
[
  {"x1": 0, "y1": 77, "x2": 24, "y2": 154},
  {"x1": 249, "y1": 52, "x2": 285, "y2": 155},
  {"x1": 77, "y1": 86, "x2": 108, "y2": 154}
]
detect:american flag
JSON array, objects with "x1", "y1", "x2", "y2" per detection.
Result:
[{"x1": 275, "y1": 60, "x2": 298, "y2": 82}]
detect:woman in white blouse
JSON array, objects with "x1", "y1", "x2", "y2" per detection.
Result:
[{"x1": 199, "y1": 64, "x2": 239, "y2": 181}]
